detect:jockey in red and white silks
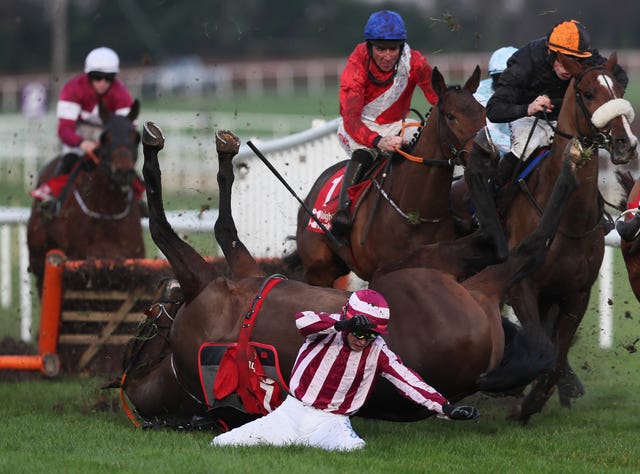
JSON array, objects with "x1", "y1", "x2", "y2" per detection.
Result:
[
  {"x1": 337, "y1": 41, "x2": 438, "y2": 156},
  {"x1": 57, "y1": 72, "x2": 133, "y2": 155},
  {"x1": 210, "y1": 289, "x2": 476, "y2": 452},
  {"x1": 288, "y1": 310, "x2": 447, "y2": 416}
]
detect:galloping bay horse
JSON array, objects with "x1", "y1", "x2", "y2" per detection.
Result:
[
  {"x1": 115, "y1": 122, "x2": 578, "y2": 429},
  {"x1": 27, "y1": 101, "x2": 145, "y2": 293},
  {"x1": 294, "y1": 66, "x2": 486, "y2": 287},
  {"x1": 460, "y1": 52, "x2": 637, "y2": 423}
]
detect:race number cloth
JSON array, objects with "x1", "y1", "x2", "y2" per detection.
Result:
[
  {"x1": 306, "y1": 167, "x2": 370, "y2": 233},
  {"x1": 198, "y1": 342, "x2": 287, "y2": 415},
  {"x1": 197, "y1": 275, "x2": 288, "y2": 423}
]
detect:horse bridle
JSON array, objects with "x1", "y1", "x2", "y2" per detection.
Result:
[
  {"x1": 399, "y1": 90, "x2": 480, "y2": 168},
  {"x1": 435, "y1": 87, "x2": 482, "y2": 166},
  {"x1": 546, "y1": 65, "x2": 616, "y2": 152}
]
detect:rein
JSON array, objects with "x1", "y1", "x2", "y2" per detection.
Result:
[
  {"x1": 371, "y1": 172, "x2": 449, "y2": 225},
  {"x1": 118, "y1": 299, "x2": 181, "y2": 428},
  {"x1": 73, "y1": 188, "x2": 134, "y2": 220},
  {"x1": 393, "y1": 101, "x2": 478, "y2": 167}
]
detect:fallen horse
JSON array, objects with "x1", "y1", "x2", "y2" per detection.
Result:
[{"x1": 114, "y1": 122, "x2": 578, "y2": 429}]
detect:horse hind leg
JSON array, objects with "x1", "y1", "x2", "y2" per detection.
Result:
[
  {"x1": 214, "y1": 130, "x2": 265, "y2": 280},
  {"x1": 142, "y1": 121, "x2": 214, "y2": 303}
]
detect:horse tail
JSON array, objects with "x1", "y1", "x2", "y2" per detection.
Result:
[
  {"x1": 615, "y1": 170, "x2": 636, "y2": 211},
  {"x1": 476, "y1": 317, "x2": 556, "y2": 393}
]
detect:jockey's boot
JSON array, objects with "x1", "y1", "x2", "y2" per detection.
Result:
[
  {"x1": 30, "y1": 153, "x2": 81, "y2": 205},
  {"x1": 331, "y1": 150, "x2": 372, "y2": 237},
  {"x1": 616, "y1": 210, "x2": 640, "y2": 241},
  {"x1": 55, "y1": 152, "x2": 81, "y2": 176},
  {"x1": 492, "y1": 152, "x2": 520, "y2": 189}
]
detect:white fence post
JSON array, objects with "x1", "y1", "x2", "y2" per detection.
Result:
[
  {"x1": 1, "y1": 225, "x2": 10, "y2": 308},
  {"x1": 599, "y1": 244, "x2": 615, "y2": 349}
]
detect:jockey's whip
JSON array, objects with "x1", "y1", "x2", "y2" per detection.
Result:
[{"x1": 246, "y1": 141, "x2": 354, "y2": 260}]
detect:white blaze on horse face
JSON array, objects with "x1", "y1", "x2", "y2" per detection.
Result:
[{"x1": 596, "y1": 74, "x2": 616, "y2": 96}]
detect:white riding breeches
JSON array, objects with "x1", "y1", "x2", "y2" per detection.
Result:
[
  {"x1": 210, "y1": 395, "x2": 366, "y2": 451},
  {"x1": 510, "y1": 116, "x2": 556, "y2": 160}
]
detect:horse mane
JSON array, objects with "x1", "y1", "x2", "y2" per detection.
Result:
[{"x1": 616, "y1": 170, "x2": 636, "y2": 211}]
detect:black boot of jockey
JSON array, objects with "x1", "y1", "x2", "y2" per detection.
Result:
[
  {"x1": 55, "y1": 152, "x2": 81, "y2": 176},
  {"x1": 616, "y1": 210, "x2": 640, "y2": 241},
  {"x1": 492, "y1": 152, "x2": 520, "y2": 189},
  {"x1": 331, "y1": 149, "x2": 373, "y2": 237}
]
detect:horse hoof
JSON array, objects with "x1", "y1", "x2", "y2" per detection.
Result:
[
  {"x1": 142, "y1": 122, "x2": 165, "y2": 149},
  {"x1": 215, "y1": 130, "x2": 240, "y2": 155}
]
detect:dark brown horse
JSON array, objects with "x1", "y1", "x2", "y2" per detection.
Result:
[
  {"x1": 27, "y1": 101, "x2": 145, "y2": 293},
  {"x1": 614, "y1": 171, "x2": 640, "y2": 302},
  {"x1": 456, "y1": 52, "x2": 637, "y2": 423},
  {"x1": 293, "y1": 67, "x2": 486, "y2": 287},
  {"x1": 115, "y1": 121, "x2": 577, "y2": 428}
]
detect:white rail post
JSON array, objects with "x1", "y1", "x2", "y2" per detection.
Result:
[
  {"x1": 599, "y1": 244, "x2": 614, "y2": 348},
  {"x1": 1, "y1": 225, "x2": 10, "y2": 308},
  {"x1": 19, "y1": 224, "x2": 32, "y2": 341}
]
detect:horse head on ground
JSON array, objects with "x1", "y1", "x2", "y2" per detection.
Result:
[
  {"x1": 293, "y1": 66, "x2": 485, "y2": 287},
  {"x1": 26, "y1": 100, "x2": 145, "y2": 294},
  {"x1": 115, "y1": 121, "x2": 579, "y2": 429},
  {"x1": 458, "y1": 52, "x2": 637, "y2": 424}
]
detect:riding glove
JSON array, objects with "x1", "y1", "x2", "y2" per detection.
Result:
[
  {"x1": 334, "y1": 314, "x2": 375, "y2": 332},
  {"x1": 442, "y1": 403, "x2": 480, "y2": 422}
]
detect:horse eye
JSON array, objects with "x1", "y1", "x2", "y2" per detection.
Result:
[
  {"x1": 583, "y1": 91, "x2": 594, "y2": 100},
  {"x1": 446, "y1": 113, "x2": 456, "y2": 121}
]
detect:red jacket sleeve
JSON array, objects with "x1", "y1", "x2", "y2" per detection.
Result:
[{"x1": 339, "y1": 49, "x2": 380, "y2": 148}]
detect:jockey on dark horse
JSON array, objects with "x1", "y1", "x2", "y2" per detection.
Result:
[
  {"x1": 332, "y1": 10, "x2": 438, "y2": 237},
  {"x1": 30, "y1": 46, "x2": 144, "y2": 218},
  {"x1": 465, "y1": 19, "x2": 628, "y2": 256}
]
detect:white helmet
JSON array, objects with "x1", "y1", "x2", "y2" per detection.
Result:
[
  {"x1": 488, "y1": 46, "x2": 517, "y2": 76},
  {"x1": 84, "y1": 47, "x2": 120, "y2": 74}
]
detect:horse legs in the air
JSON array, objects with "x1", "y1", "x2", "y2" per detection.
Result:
[
  {"x1": 142, "y1": 122, "x2": 215, "y2": 303},
  {"x1": 213, "y1": 130, "x2": 265, "y2": 280}
]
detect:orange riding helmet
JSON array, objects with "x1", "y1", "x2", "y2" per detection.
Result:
[{"x1": 547, "y1": 20, "x2": 592, "y2": 59}]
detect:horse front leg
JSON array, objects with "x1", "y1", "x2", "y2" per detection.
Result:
[
  {"x1": 553, "y1": 295, "x2": 589, "y2": 407},
  {"x1": 464, "y1": 143, "x2": 509, "y2": 269},
  {"x1": 141, "y1": 122, "x2": 214, "y2": 302},
  {"x1": 214, "y1": 130, "x2": 264, "y2": 280}
]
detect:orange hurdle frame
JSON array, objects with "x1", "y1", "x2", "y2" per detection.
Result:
[{"x1": 0, "y1": 249, "x2": 64, "y2": 377}]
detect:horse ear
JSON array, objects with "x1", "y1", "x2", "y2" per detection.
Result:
[
  {"x1": 431, "y1": 67, "x2": 446, "y2": 98},
  {"x1": 603, "y1": 52, "x2": 618, "y2": 73},
  {"x1": 128, "y1": 99, "x2": 140, "y2": 122},
  {"x1": 98, "y1": 100, "x2": 111, "y2": 123},
  {"x1": 464, "y1": 65, "x2": 481, "y2": 94}
]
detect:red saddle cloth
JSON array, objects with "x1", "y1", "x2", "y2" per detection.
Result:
[
  {"x1": 306, "y1": 166, "x2": 370, "y2": 233},
  {"x1": 198, "y1": 342, "x2": 288, "y2": 416},
  {"x1": 30, "y1": 163, "x2": 145, "y2": 201}
]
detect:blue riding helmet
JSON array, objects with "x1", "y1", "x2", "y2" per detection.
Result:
[{"x1": 364, "y1": 10, "x2": 407, "y2": 41}]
